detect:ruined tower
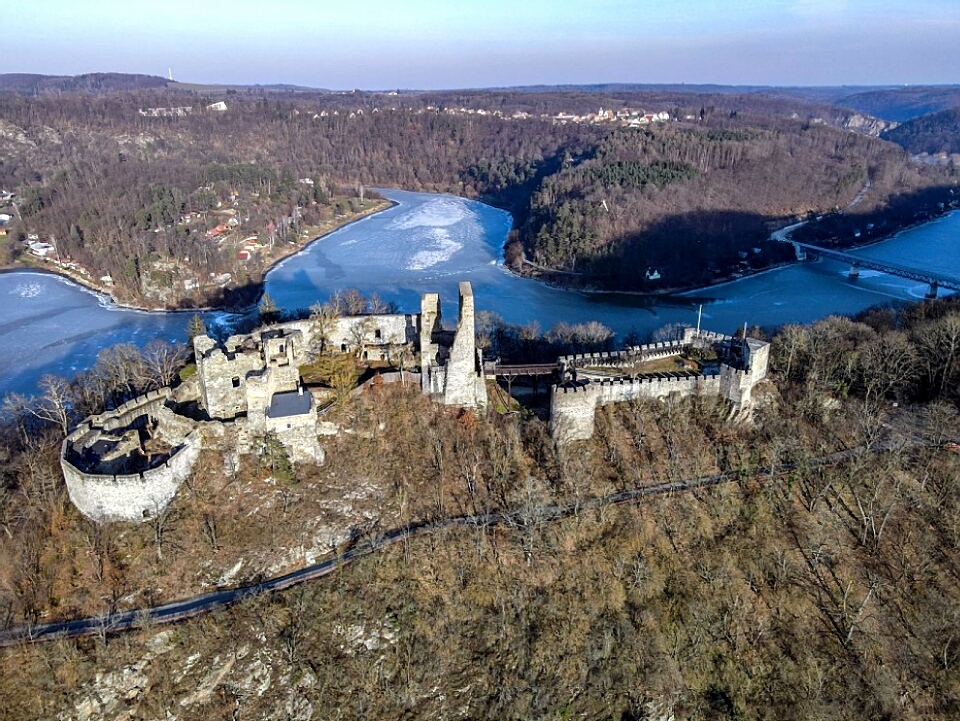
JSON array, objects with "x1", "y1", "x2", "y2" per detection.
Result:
[
  {"x1": 418, "y1": 283, "x2": 487, "y2": 408},
  {"x1": 443, "y1": 282, "x2": 487, "y2": 408}
]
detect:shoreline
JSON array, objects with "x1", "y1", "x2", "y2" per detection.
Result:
[
  {"x1": 501, "y1": 258, "x2": 796, "y2": 302},
  {"x1": 5, "y1": 193, "x2": 956, "y2": 319},
  {"x1": 252, "y1": 198, "x2": 397, "y2": 309},
  {"x1": 502, "y1": 205, "x2": 960, "y2": 301},
  {"x1": 0, "y1": 199, "x2": 396, "y2": 317}
]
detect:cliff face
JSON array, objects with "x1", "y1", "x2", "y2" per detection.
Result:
[{"x1": 838, "y1": 112, "x2": 897, "y2": 137}]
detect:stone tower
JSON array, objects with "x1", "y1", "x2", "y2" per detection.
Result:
[
  {"x1": 419, "y1": 292, "x2": 442, "y2": 395},
  {"x1": 443, "y1": 282, "x2": 487, "y2": 408}
]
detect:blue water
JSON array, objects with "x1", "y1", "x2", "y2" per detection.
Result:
[{"x1": 1, "y1": 188, "x2": 958, "y2": 399}]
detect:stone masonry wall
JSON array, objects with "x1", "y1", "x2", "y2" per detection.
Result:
[
  {"x1": 195, "y1": 340, "x2": 265, "y2": 420},
  {"x1": 63, "y1": 428, "x2": 201, "y2": 523},
  {"x1": 420, "y1": 293, "x2": 441, "y2": 394},
  {"x1": 550, "y1": 375, "x2": 719, "y2": 443},
  {"x1": 327, "y1": 315, "x2": 418, "y2": 359},
  {"x1": 549, "y1": 329, "x2": 769, "y2": 443},
  {"x1": 442, "y1": 281, "x2": 487, "y2": 408},
  {"x1": 265, "y1": 411, "x2": 325, "y2": 465},
  {"x1": 559, "y1": 339, "x2": 688, "y2": 372}
]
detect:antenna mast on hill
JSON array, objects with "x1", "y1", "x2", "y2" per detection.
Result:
[{"x1": 168, "y1": 68, "x2": 174, "y2": 82}]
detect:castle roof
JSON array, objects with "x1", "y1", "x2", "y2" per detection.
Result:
[{"x1": 266, "y1": 390, "x2": 312, "y2": 419}]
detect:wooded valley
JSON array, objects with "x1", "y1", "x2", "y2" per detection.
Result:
[{"x1": 1, "y1": 86, "x2": 955, "y2": 302}]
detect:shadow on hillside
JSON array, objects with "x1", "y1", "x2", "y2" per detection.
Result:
[
  {"x1": 582, "y1": 209, "x2": 795, "y2": 292},
  {"x1": 791, "y1": 185, "x2": 958, "y2": 248}
]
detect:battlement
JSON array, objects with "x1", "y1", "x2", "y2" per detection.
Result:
[
  {"x1": 559, "y1": 338, "x2": 688, "y2": 369},
  {"x1": 550, "y1": 331, "x2": 768, "y2": 444}
]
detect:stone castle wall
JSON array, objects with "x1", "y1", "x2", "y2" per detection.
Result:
[
  {"x1": 78, "y1": 388, "x2": 172, "y2": 438},
  {"x1": 442, "y1": 282, "x2": 486, "y2": 408},
  {"x1": 328, "y1": 314, "x2": 418, "y2": 360},
  {"x1": 63, "y1": 282, "x2": 490, "y2": 523},
  {"x1": 194, "y1": 336, "x2": 266, "y2": 420},
  {"x1": 559, "y1": 339, "x2": 688, "y2": 371},
  {"x1": 265, "y1": 407, "x2": 324, "y2": 465},
  {"x1": 62, "y1": 390, "x2": 202, "y2": 522},
  {"x1": 550, "y1": 330, "x2": 767, "y2": 443},
  {"x1": 550, "y1": 373, "x2": 722, "y2": 442}
]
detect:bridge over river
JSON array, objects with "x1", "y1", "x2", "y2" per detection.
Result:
[{"x1": 789, "y1": 241, "x2": 960, "y2": 298}]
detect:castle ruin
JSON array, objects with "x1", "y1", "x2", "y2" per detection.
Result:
[
  {"x1": 62, "y1": 283, "x2": 487, "y2": 522},
  {"x1": 549, "y1": 328, "x2": 769, "y2": 443},
  {"x1": 61, "y1": 279, "x2": 768, "y2": 523}
]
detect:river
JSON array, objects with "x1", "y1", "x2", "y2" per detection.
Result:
[{"x1": 1, "y1": 188, "x2": 958, "y2": 399}]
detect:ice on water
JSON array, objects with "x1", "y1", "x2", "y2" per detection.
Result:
[
  {"x1": 387, "y1": 195, "x2": 474, "y2": 230},
  {"x1": 2, "y1": 190, "x2": 958, "y2": 400},
  {"x1": 405, "y1": 228, "x2": 464, "y2": 270}
]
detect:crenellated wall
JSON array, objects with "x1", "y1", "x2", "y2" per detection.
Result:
[
  {"x1": 559, "y1": 339, "x2": 689, "y2": 372},
  {"x1": 550, "y1": 330, "x2": 768, "y2": 443},
  {"x1": 550, "y1": 373, "x2": 722, "y2": 442}
]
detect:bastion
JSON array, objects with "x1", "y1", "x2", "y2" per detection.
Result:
[{"x1": 61, "y1": 389, "x2": 202, "y2": 522}]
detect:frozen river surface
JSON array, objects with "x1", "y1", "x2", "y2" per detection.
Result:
[{"x1": 2, "y1": 189, "x2": 959, "y2": 398}]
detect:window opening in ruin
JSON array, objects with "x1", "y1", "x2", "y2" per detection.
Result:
[
  {"x1": 374, "y1": 328, "x2": 382, "y2": 339},
  {"x1": 279, "y1": 344, "x2": 285, "y2": 354},
  {"x1": 363, "y1": 351, "x2": 368, "y2": 360},
  {"x1": 341, "y1": 343, "x2": 347, "y2": 352},
  {"x1": 232, "y1": 376, "x2": 241, "y2": 388}
]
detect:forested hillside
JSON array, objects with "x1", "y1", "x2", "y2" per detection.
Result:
[
  {"x1": 1, "y1": 297, "x2": 960, "y2": 719},
  {"x1": 835, "y1": 85, "x2": 960, "y2": 122},
  {"x1": 513, "y1": 119, "x2": 952, "y2": 290},
  {"x1": 0, "y1": 93, "x2": 595, "y2": 304},
  {"x1": 0, "y1": 73, "x2": 170, "y2": 95},
  {"x1": 882, "y1": 107, "x2": 960, "y2": 155},
  {"x1": 0, "y1": 88, "x2": 954, "y2": 302}
]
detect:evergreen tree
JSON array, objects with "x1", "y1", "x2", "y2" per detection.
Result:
[{"x1": 186, "y1": 313, "x2": 207, "y2": 342}]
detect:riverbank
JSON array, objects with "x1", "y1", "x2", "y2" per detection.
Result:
[
  {"x1": 0, "y1": 199, "x2": 395, "y2": 316},
  {"x1": 502, "y1": 201, "x2": 960, "y2": 303},
  {"x1": 251, "y1": 198, "x2": 396, "y2": 309},
  {"x1": 6, "y1": 188, "x2": 960, "y2": 400},
  {"x1": 503, "y1": 255, "x2": 797, "y2": 303}
]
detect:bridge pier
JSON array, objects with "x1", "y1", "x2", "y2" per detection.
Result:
[
  {"x1": 793, "y1": 241, "x2": 960, "y2": 295},
  {"x1": 791, "y1": 242, "x2": 806, "y2": 261}
]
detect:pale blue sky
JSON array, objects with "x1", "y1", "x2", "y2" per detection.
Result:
[{"x1": 5, "y1": 0, "x2": 958, "y2": 88}]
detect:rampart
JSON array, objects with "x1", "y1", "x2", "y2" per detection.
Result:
[
  {"x1": 61, "y1": 389, "x2": 202, "y2": 522},
  {"x1": 550, "y1": 329, "x2": 767, "y2": 443},
  {"x1": 550, "y1": 373, "x2": 722, "y2": 442},
  {"x1": 559, "y1": 339, "x2": 689, "y2": 371}
]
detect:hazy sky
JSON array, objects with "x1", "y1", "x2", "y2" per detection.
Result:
[{"x1": 6, "y1": 0, "x2": 959, "y2": 89}]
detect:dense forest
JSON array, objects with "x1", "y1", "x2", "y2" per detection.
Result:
[
  {"x1": 1, "y1": 295, "x2": 960, "y2": 719},
  {"x1": 1, "y1": 86, "x2": 955, "y2": 302},
  {"x1": 882, "y1": 107, "x2": 960, "y2": 155},
  {"x1": 510, "y1": 119, "x2": 946, "y2": 290}
]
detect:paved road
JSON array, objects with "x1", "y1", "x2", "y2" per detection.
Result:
[{"x1": 0, "y1": 437, "x2": 930, "y2": 647}]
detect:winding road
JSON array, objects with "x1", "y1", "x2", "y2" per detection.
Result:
[{"x1": 0, "y1": 440, "x2": 905, "y2": 648}]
